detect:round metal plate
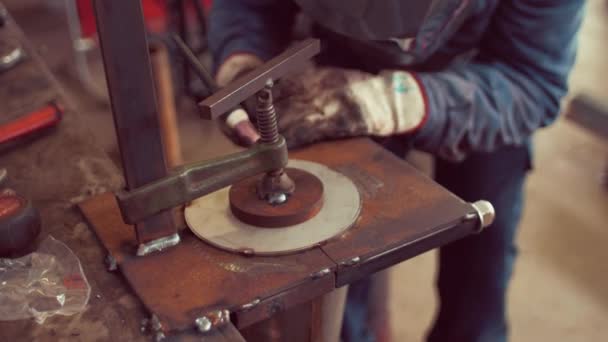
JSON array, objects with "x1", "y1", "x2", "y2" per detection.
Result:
[
  {"x1": 229, "y1": 168, "x2": 325, "y2": 228},
  {"x1": 185, "y1": 160, "x2": 361, "y2": 256}
]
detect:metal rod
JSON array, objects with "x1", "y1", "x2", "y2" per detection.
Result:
[
  {"x1": 171, "y1": 34, "x2": 217, "y2": 94},
  {"x1": 176, "y1": 0, "x2": 190, "y2": 94},
  {"x1": 199, "y1": 39, "x2": 321, "y2": 119},
  {"x1": 92, "y1": 0, "x2": 176, "y2": 244},
  {"x1": 190, "y1": 0, "x2": 208, "y2": 46}
]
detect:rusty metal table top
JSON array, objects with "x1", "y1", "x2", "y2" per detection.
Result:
[{"x1": 79, "y1": 138, "x2": 478, "y2": 337}]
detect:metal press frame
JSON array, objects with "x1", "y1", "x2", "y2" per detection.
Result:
[{"x1": 93, "y1": 0, "x2": 320, "y2": 255}]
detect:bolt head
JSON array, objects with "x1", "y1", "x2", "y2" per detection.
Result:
[{"x1": 195, "y1": 317, "x2": 212, "y2": 333}]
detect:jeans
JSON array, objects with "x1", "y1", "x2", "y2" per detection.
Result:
[{"x1": 342, "y1": 145, "x2": 530, "y2": 342}]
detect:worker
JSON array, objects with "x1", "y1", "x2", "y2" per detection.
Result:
[{"x1": 207, "y1": 1, "x2": 584, "y2": 341}]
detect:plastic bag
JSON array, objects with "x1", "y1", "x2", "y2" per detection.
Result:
[{"x1": 0, "y1": 236, "x2": 90, "y2": 323}]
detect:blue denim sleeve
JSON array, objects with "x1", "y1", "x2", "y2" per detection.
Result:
[
  {"x1": 414, "y1": 0, "x2": 584, "y2": 161},
  {"x1": 208, "y1": 0, "x2": 297, "y2": 72}
]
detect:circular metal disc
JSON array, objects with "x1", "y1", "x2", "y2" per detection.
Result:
[{"x1": 185, "y1": 160, "x2": 361, "y2": 256}]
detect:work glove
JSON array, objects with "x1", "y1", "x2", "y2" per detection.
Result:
[
  {"x1": 216, "y1": 54, "x2": 263, "y2": 146},
  {"x1": 218, "y1": 59, "x2": 427, "y2": 149},
  {"x1": 271, "y1": 66, "x2": 427, "y2": 149}
]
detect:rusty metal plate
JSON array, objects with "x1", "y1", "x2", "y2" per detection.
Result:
[
  {"x1": 229, "y1": 167, "x2": 324, "y2": 228},
  {"x1": 80, "y1": 137, "x2": 477, "y2": 335},
  {"x1": 186, "y1": 160, "x2": 361, "y2": 256},
  {"x1": 290, "y1": 138, "x2": 477, "y2": 286}
]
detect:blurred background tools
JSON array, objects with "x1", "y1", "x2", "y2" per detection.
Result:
[
  {"x1": 0, "y1": 1, "x2": 59, "y2": 256},
  {"x1": 0, "y1": 168, "x2": 41, "y2": 258},
  {"x1": 0, "y1": 3, "x2": 62, "y2": 151},
  {"x1": 0, "y1": 3, "x2": 24, "y2": 73}
]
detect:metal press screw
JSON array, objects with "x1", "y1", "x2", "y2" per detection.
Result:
[
  {"x1": 256, "y1": 80, "x2": 280, "y2": 145},
  {"x1": 255, "y1": 79, "x2": 295, "y2": 204}
]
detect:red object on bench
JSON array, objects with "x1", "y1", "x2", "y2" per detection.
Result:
[
  {"x1": 0, "y1": 103, "x2": 63, "y2": 146},
  {"x1": 75, "y1": 0, "x2": 213, "y2": 38}
]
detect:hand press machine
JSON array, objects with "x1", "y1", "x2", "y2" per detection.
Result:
[{"x1": 79, "y1": 1, "x2": 495, "y2": 340}]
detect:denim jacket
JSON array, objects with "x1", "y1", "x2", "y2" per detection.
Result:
[{"x1": 208, "y1": 0, "x2": 584, "y2": 161}]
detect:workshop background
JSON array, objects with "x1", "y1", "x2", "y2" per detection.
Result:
[{"x1": 2, "y1": 0, "x2": 607, "y2": 341}]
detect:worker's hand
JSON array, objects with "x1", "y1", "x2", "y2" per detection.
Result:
[
  {"x1": 273, "y1": 66, "x2": 427, "y2": 149},
  {"x1": 216, "y1": 54, "x2": 263, "y2": 146}
]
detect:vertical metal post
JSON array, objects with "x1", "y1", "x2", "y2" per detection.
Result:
[{"x1": 93, "y1": 0, "x2": 176, "y2": 244}]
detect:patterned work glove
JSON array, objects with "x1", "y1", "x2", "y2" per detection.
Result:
[{"x1": 219, "y1": 60, "x2": 427, "y2": 149}]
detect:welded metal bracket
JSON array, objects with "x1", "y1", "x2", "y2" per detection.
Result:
[{"x1": 136, "y1": 233, "x2": 181, "y2": 256}]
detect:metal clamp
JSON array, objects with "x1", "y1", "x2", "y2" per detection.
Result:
[
  {"x1": 116, "y1": 139, "x2": 288, "y2": 224},
  {"x1": 115, "y1": 40, "x2": 321, "y2": 227}
]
